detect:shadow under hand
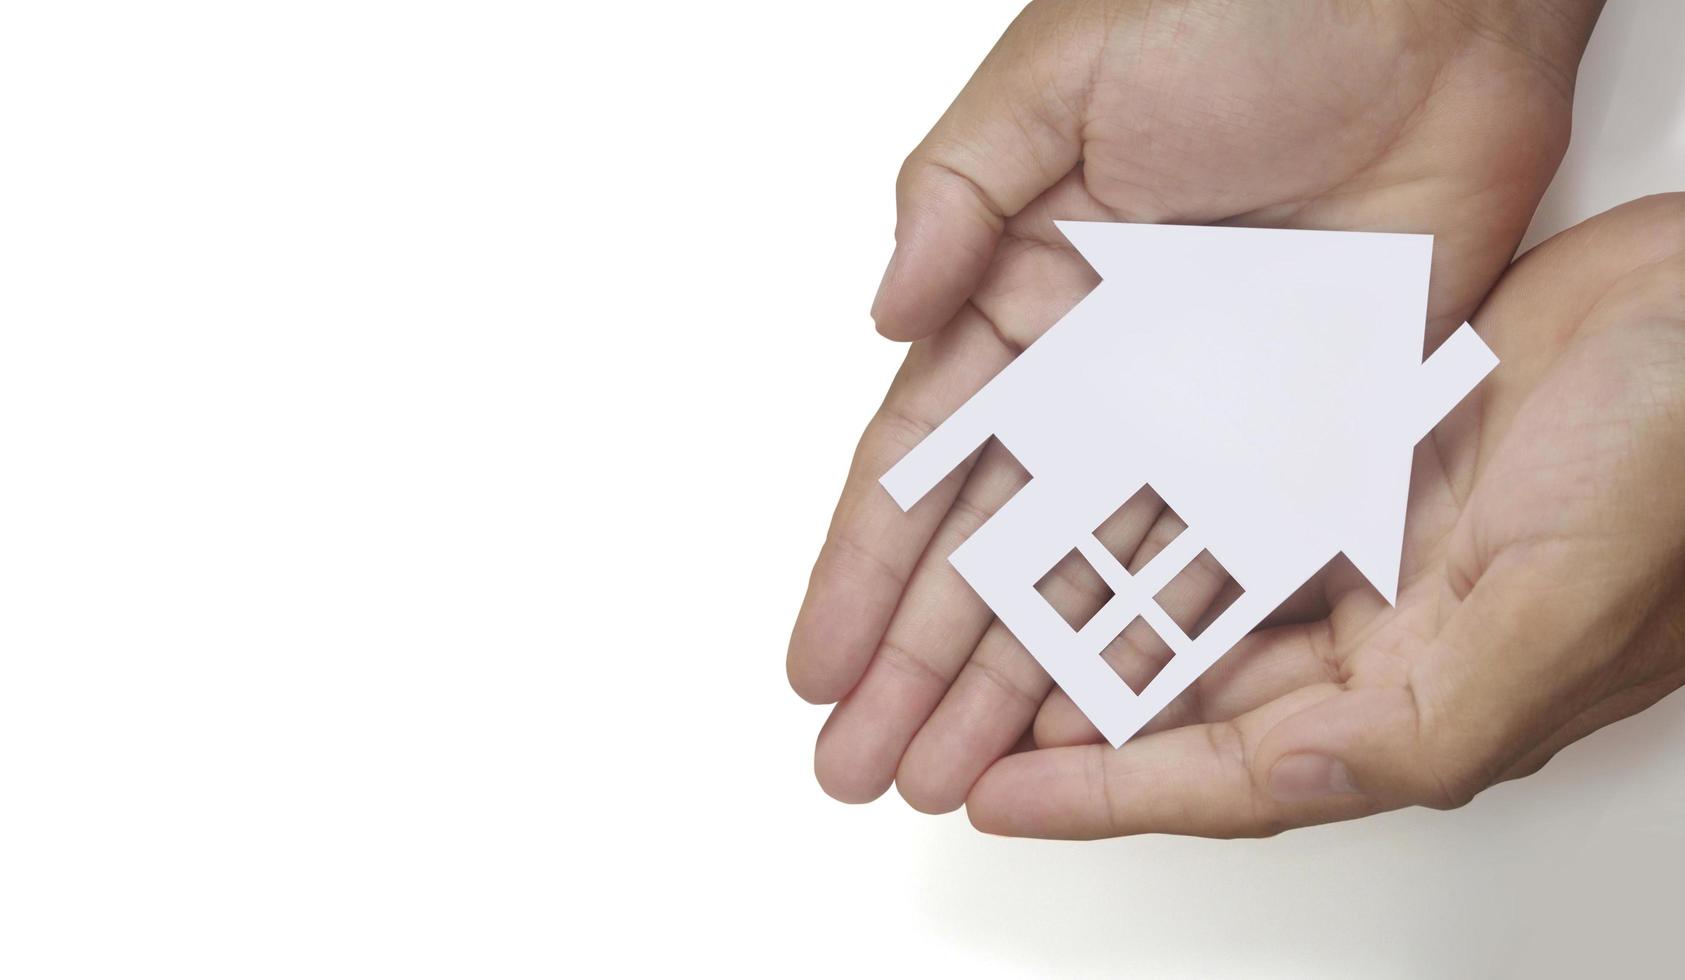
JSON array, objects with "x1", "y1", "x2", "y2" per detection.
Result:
[{"x1": 913, "y1": 690, "x2": 1685, "y2": 976}]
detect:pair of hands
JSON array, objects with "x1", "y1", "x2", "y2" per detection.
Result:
[{"x1": 790, "y1": 0, "x2": 1685, "y2": 838}]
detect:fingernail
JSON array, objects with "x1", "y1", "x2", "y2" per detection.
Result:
[
  {"x1": 1267, "y1": 754, "x2": 1359, "y2": 802},
  {"x1": 870, "y1": 245, "x2": 900, "y2": 323}
]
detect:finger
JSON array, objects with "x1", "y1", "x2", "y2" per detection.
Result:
[
  {"x1": 968, "y1": 684, "x2": 1365, "y2": 840},
  {"x1": 870, "y1": 0, "x2": 1094, "y2": 340},
  {"x1": 963, "y1": 170, "x2": 1111, "y2": 347},
  {"x1": 892, "y1": 620, "x2": 1053, "y2": 814},
  {"x1": 787, "y1": 309, "x2": 1013, "y2": 704},
  {"x1": 894, "y1": 487, "x2": 1166, "y2": 813},
  {"x1": 813, "y1": 440, "x2": 1030, "y2": 803}
]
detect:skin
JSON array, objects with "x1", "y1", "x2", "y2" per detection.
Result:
[{"x1": 784, "y1": 0, "x2": 1683, "y2": 837}]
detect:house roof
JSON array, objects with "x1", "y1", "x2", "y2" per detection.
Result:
[{"x1": 1061, "y1": 220, "x2": 1490, "y2": 605}]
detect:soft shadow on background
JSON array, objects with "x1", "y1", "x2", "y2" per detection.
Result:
[
  {"x1": 1522, "y1": 0, "x2": 1685, "y2": 250},
  {"x1": 916, "y1": 4, "x2": 1685, "y2": 974}
]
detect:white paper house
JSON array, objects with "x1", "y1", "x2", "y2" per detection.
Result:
[{"x1": 882, "y1": 222, "x2": 1497, "y2": 747}]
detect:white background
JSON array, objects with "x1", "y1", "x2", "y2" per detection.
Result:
[{"x1": 2, "y1": 2, "x2": 1682, "y2": 976}]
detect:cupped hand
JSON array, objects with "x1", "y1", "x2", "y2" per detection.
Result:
[
  {"x1": 968, "y1": 194, "x2": 1685, "y2": 837},
  {"x1": 788, "y1": 0, "x2": 1605, "y2": 810},
  {"x1": 868, "y1": 0, "x2": 1602, "y2": 344}
]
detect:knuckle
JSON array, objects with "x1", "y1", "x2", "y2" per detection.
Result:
[
  {"x1": 1047, "y1": 562, "x2": 1108, "y2": 609},
  {"x1": 871, "y1": 403, "x2": 937, "y2": 456},
  {"x1": 1205, "y1": 718, "x2": 1248, "y2": 771},
  {"x1": 945, "y1": 492, "x2": 996, "y2": 540},
  {"x1": 894, "y1": 144, "x2": 968, "y2": 203},
  {"x1": 965, "y1": 652, "x2": 1042, "y2": 712},
  {"x1": 1247, "y1": 813, "x2": 1293, "y2": 840},
  {"x1": 1201, "y1": 722, "x2": 1292, "y2": 839},
  {"x1": 1418, "y1": 763, "x2": 1484, "y2": 811},
  {"x1": 875, "y1": 639, "x2": 947, "y2": 691},
  {"x1": 1092, "y1": 749, "x2": 1126, "y2": 835},
  {"x1": 1409, "y1": 733, "x2": 1491, "y2": 811},
  {"x1": 1401, "y1": 683, "x2": 1487, "y2": 810},
  {"x1": 823, "y1": 529, "x2": 906, "y2": 595}
]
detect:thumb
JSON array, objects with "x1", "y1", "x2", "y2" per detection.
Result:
[
  {"x1": 1256, "y1": 685, "x2": 1475, "y2": 812},
  {"x1": 1256, "y1": 549, "x2": 1626, "y2": 814},
  {"x1": 871, "y1": 0, "x2": 1093, "y2": 341}
]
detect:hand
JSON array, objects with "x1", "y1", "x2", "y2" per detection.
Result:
[
  {"x1": 967, "y1": 194, "x2": 1685, "y2": 837},
  {"x1": 868, "y1": 0, "x2": 1603, "y2": 343},
  {"x1": 788, "y1": 0, "x2": 1605, "y2": 809}
]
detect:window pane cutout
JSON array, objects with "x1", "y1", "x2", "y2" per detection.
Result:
[
  {"x1": 1091, "y1": 484, "x2": 1181, "y2": 570},
  {"x1": 1102, "y1": 616, "x2": 1174, "y2": 695},
  {"x1": 1033, "y1": 547, "x2": 1114, "y2": 632},
  {"x1": 1153, "y1": 548, "x2": 1244, "y2": 641}
]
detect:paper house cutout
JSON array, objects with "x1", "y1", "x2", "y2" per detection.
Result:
[{"x1": 881, "y1": 222, "x2": 1497, "y2": 747}]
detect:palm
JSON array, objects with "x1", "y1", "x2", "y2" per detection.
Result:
[
  {"x1": 1310, "y1": 213, "x2": 1685, "y2": 806},
  {"x1": 790, "y1": 0, "x2": 1609, "y2": 821},
  {"x1": 970, "y1": 0, "x2": 1576, "y2": 352},
  {"x1": 1076, "y1": 0, "x2": 1570, "y2": 340}
]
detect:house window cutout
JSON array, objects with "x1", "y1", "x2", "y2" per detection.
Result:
[
  {"x1": 1034, "y1": 547, "x2": 1114, "y2": 631},
  {"x1": 1103, "y1": 615, "x2": 1174, "y2": 695},
  {"x1": 1152, "y1": 548, "x2": 1243, "y2": 640},
  {"x1": 1092, "y1": 484, "x2": 1185, "y2": 573}
]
